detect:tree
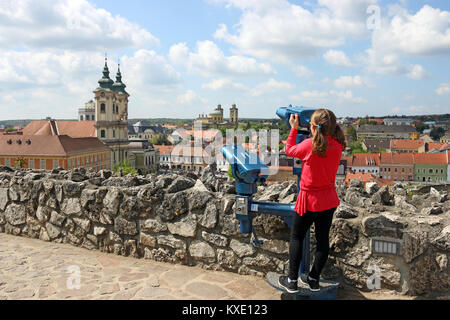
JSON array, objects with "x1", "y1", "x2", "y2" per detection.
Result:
[
  {"x1": 430, "y1": 127, "x2": 445, "y2": 141},
  {"x1": 150, "y1": 134, "x2": 172, "y2": 146},
  {"x1": 415, "y1": 123, "x2": 429, "y2": 134},
  {"x1": 112, "y1": 158, "x2": 138, "y2": 175},
  {"x1": 346, "y1": 126, "x2": 357, "y2": 141}
]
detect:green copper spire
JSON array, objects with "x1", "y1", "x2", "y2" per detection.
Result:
[
  {"x1": 96, "y1": 55, "x2": 114, "y2": 91},
  {"x1": 112, "y1": 63, "x2": 128, "y2": 95}
]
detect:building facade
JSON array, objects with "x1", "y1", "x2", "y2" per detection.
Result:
[
  {"x1": 414, "y1": 153, "x2": 447, "y2": 183},
  {"x1": 78, "y1": 100, "x2": 95, "y2": 121},
  {"x1": 93, "y1": 59, "x2": 129, "y2": 168},
  {"x1": 356, "y1": 125, "x2": 417, "y2": 140},
  {"x1": 128, "y1": 140, "x2": 160, "y2": 174},
  {"x1": 0, "y1": 135, "x2": 110, "y2": 171},
  {"x1": 379, "y1": 153, "x2": 414, "y2": 182},
  {"x1": 194, "y1": 104, "x2": 239, "y2": 129}
]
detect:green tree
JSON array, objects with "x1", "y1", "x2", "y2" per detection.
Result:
[
  {"x1": 112, "y1": 158, "x2": 138, "y2": 175},
  {"x1": 415, "y1": 123, "x2": 429, "y2": 134},
  {"x1": 346, "y1": 126, "x2": 357, "y2": 141},
  {"x1": 227, "y1": 165, "x2": 234, "y2": 181},
  {"x1": 430, "y1": 127, "x2": 445, "y2": 141},
  {"x1": 150, "y1": 134, "x2": 172, "y2": 146}
]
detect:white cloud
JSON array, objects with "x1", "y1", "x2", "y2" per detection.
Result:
[
  {"x1": 0, "y1": 0, "x2": 158, "y2": 51},
  {"x1": 121, "y1": 49, "x2": 182, "y2": 89},
  {"x1": 168, "y1": 40, "x2": 275, "y2": 77},
  {"x1": 323, "y1": 50, "x2": 353, "y2": 67},
  {"x1": 176, "y1": 90, "x2": 206, "y2": 105},
  {"x1": 292, "y1": 65, "x2": 314, "y2": 78},
  {"x1": 364, "y1": 49, "x2": 428, "y2": 80},
  {"x1": 372, "y1": 5, "x2": 450, "y2": 57},
  {"x1": 333, "y1": 75, "x2": 369, "y2": 88},
  {"x1": 249, "y1": 78, "x2": 294, "y2": 96},
  {"x1": 0, "y1": 49, "x2": 183, "y2": 119},
  {"x1": 291, "y1": 89, "x2": 366, "y2": 103},
  {"x1": 202, "y1": 78, "x2": 248, "y2": 91},
  {"x1": 214, "y1": 0, "x2": 378, "y2": 63},
  {"x1": 406, "y1": 64, "x2": 428, "y2": 80},
  {"x1": 365, "y1": 5, "x2": 449, "y2": 79},
  {"x1": 436, "y1": 83, "x2": 450, "y2": 95}
]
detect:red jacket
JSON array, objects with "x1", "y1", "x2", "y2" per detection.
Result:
[{"x1": 286, "y1": 128, "x2": 343, "y2": 216}]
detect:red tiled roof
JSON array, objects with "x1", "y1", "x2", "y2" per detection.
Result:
[
  {"x1": 345, "y1": 172, "x2": 394, "y2": 187},
  {"x1": 413, "y1": 153, "x2": 447, "y2": 165},
  {"x1": 23, "y1": 120, "x2": 96, "y2": 138},
  {"x1": 427, "y1": 142, "x2": 450, "y2": 151},
  {"x1": 154, "y1": 145, "x2": 175, "y2": 155},
  {"x1": 391, "y1": 139, "x2": 424, "y2": 150},
  {"x1": 350, "y1": 153, "x2": 380, "y2": 167},
  {"x1": 380, "y1": 152, "x2": 414, "y2": 165},
  {"x1": 0, "y1": 135, "x2": 109, "y2": 157}
]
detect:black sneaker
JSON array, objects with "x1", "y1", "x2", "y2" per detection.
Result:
[
  {"x1": 299, "y1": 274, "x2": 320, "y2": 292},
  {"x1": 278, "y1": 275, "x2": 299, "y2": 293}
]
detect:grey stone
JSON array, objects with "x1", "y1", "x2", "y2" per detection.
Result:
[
  {"x1": 61, "y1": 198, "x2": 82, "y2": 217},
  {"x1": 365, "y1": 182, "x2": 379, "y2": 195},
  {"x1": 201, "y1": 231, "x2": 228, "y2": 247},
  {"x1": 103, "y1": 188, "x2": 123, "y2": 215},
  {"x1": 0, "y1": 188, "x2": 9, "y2": 211},
  {"x1": 167, "y1": 176, "x2": 196, "y2": 193},
  {"x1": 371, "y1": 185, "x2": 391, "y2": 205},
  {"x1": 36, "y1": 206, "x2": 50, "y2": 223},
  {"x1": 335, "y1": 203, "x2": 358, "y2": 219},
  {"x1": 140, "y1": 233, "x2": 157, "y2": 247},
  {"x1": 431, "y1": 225, "x2": 450, "y2": 251},
  {"x1": 114, "y1": 217, "x2": 138, "y2": 236},
  {"x1": 73, "y1": 218, "x2": 91, "y2": 232},
  {"x1": 80, "y1": 189, "x2": 97, "y2": 208},
  {"x1": 140, "y1": 219, "x2": 167, "y2": 233},
  {"x1": 5, "y1": 203, "x2": 26, "y2": 226},
  {"x1": 199, "y1": 202, "x2": 218, "y2": 229},
  {"x1": 330, "y1": 219, "x2": 358, "y2": 253},
  {"x1": 157, "y1": 234, "x2": 186, "y2": 250},
  {"x1": 361, "y1": 213, "x2": 407, "y2": 238},
  {"x1": 167, "y1": 217, "x2": 198, "y2": 238},
  {"x1": 189, "y1": 241, "x2": 216, "y2": 261},
  {"x1": 403, "y1": 231, "x2": 429, "y2": 263},
  {"x1": 243, "y1": 254, "x2": 273, "y2": 268},
  {"x1": 93, "y1": 226, "x2": 107, "y2": 236},
  {"x1": 230, "y1": 239, "x2": 256, "y2": 258},
  {"x1": 62, "y1": 181, "x2": 84, "y2": 198},
  {"x1": 45, "y1": 222, "x2": 61, "y2": 239},
  {"x1": 187, "y1": 190, "x2": 214, "y2": 211},
  {"x1": 421, "y1": 205, "x2": 443, "y2": 215}
]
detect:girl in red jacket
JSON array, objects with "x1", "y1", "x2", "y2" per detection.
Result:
[{"x1": 279, "y1": 109, "x2": 346, "y2": 293}]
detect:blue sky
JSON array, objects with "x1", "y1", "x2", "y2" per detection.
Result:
[{"x1": 0, "y1": 0, "x2": 449, "y2": 120}]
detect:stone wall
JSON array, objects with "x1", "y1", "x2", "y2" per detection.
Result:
[{"x1": 0, "y1": 165, "x2": 449, "y2": 298}]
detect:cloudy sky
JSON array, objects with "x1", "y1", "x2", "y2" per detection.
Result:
[{"x1": 0, "y1": 0, "x2": 449, "y2": 120}]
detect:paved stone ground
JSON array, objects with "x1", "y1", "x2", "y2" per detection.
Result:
[{"x1": 0, "y1": 233, "x2": 416, "y2": 300}]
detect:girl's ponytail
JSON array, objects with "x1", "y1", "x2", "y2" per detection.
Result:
[
  {"x1": 333, "y1": 124, "x2": 347, "y2": 150},
  {"x1": 312, "y1": 124, "x2": 328, "y2": 157},
  {"x1": 310, "y1": 109, "x2": 346, "y2": 156}
]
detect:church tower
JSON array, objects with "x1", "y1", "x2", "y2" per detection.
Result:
[
  {"x1": 94, "y1": 57, "x2": 129, "y2": 168},
  {"x1": 230, "y1": 104, "x2": 238, "y2": 128}
]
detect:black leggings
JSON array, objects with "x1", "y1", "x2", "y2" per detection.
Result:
[{"x1": 288, "y1": 208, "x2": 336, "y2": 281}]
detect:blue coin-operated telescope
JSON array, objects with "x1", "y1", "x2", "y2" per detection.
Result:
[{"x1": 222, "y1": 105, "x2": 338, "y2": 300}]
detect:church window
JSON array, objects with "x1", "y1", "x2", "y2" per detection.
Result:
[
  {"x1": 101, "y1": 130, "x2": 106, "y2": 138},
  {"x1": 101, "y1": 104, "x2": 106, "y2": 113}
]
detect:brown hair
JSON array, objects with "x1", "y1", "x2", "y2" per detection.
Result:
[{"x1": 310, "y1": 109, "x2": 347, "y2": 157}]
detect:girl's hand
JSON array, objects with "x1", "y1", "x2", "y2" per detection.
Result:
[{"x1": 289, "y1": 114, "x2": 299, "y2": 130}]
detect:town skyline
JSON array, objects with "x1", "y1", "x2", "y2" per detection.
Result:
[{"x1": 1, "y1": 0, "x2": 449, "y2": 121}]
